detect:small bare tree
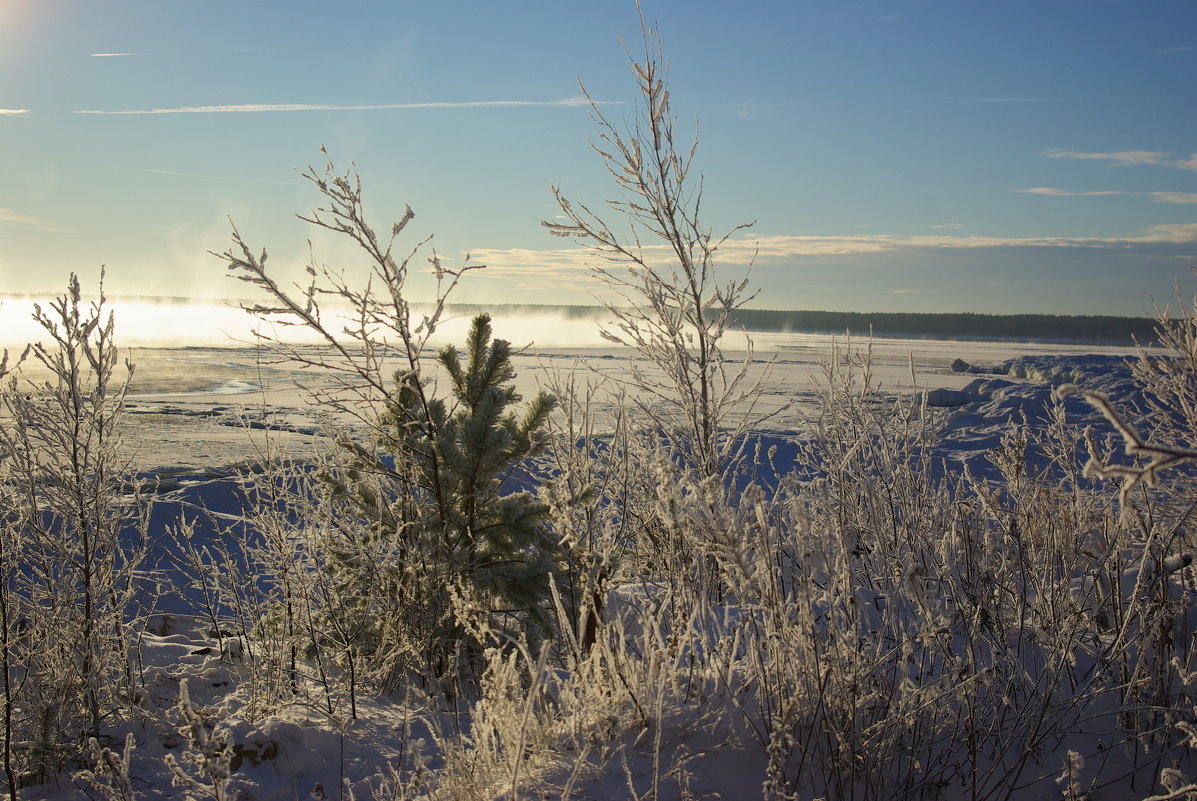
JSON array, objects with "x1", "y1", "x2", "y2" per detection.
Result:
[
  {"x1": 0, "y1": 344, "x2": 26, "y2": 801},
  {"x1": 0, "y1": 274, "x2": 147, "y2": 795},
  {"x1": 543, "y1": 7, "x2": 766, "y2": 482},
  {"x1": 219, "y1": 148, "x2": 478, "y2": 431}
]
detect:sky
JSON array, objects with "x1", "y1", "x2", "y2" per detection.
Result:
[{"x1": 1, "y1": 0, "x2": 1195, "y2": 318}]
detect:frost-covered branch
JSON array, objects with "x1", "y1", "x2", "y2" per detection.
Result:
[
  {"x1": 1056, "y1": 383, "x2": 1197, "y2": 507},
  {"x1": 214, "y1": 149, "x2": 481, "y2": 430}
]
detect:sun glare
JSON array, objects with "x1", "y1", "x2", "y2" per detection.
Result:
[
  {"x1": 0, "y1": 298, "x2": 624, "y2": 351},
  {"x1": 0, "y1": 0, "x2": 43, "y2": 51},
  {"x1": 0, "y1": 0, "x2": 33, "y2": 27},
  {"x1": 0, "y1": 299, "x2": 260, "y2": 349}
]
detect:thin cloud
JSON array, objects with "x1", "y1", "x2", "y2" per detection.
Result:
[
  {"x1": 1015, "y1": 187, "x2": 1125, "y2": 197},
  {"x1": 0, "y1": 208, "x2": 69, "y2": 233},
  {"x1": 744, "y1": 226, "x2": 1197, "y2": 253},
  {"x1": 0, "y1": 109, "x2": 30, "y2": 116},
  {"x1": 470, "y1": 225, "x2": 1197, "y2": 279},
  {"x1": 1139, "y1": 223, "x2": 1197, "y2": 242},
  {"x1": 99, "y1": 165, "x2": 298, "y2": 185},
  {"x1": 75, "y1": 97, "x2": 615, "y2": 115},
  {"x1": 1156, "y1": 46, "x2": 1197, "y2": 55},
  {"x1": 1040, "y1": 148, "x2": 1197, "y2": 169},
  {"x1": 90, "y1": 52, "x2": 141, "y2": 57},
  {"x1": 0, "y1": 209, "x2": 46, "y2": 225},
  {"x1": 953, "y1": 97, "x2": 1058, "y2": 104},
  {"x1": 1016, "y1": 187, "x2": 1197, "y2": 204},
  {"x1": 1150, "y1": 192, "x2": 1197, "y2": 205},
  {"x1": 462, "y1": 248, "x2": 594, "y2": 284}
]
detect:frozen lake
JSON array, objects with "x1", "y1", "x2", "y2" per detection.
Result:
[
  {"x1": 112, "y1": 327, "x2": 1141, "y2": 410},
  {"x1": 0, "y1": 296, "x2": 1144, "y2": 474}
]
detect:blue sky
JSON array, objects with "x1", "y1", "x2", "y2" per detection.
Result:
[{"x1": 1, "y1": 0, "x2": 1195, "y2": 316}]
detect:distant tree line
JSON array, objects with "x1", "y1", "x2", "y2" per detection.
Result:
[
  {"x1": 725, "y1": 309, "x2": 1159, "y2": 344},
  {"x1": 445, "y1": 303, "x2": 608, "y2": 321},
  {"x1": 445, "y1": 304, "x2": 1158, "y2": 345}
]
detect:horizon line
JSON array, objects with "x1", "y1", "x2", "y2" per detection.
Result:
[{"x1": 0, "y1": 293, "x2": 1161, "y2": 320}]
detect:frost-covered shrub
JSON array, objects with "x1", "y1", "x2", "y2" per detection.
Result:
[
  {"x1": 213, "y1": 159, "x2": 559, "y2": 703},
  {"x1": 164, "y1": 680, "x2": 235, "y2": 801},
  {"x1": 543, "y1": 336, "x2": 1193, "y2": 801},
  {"x1": 0, "y1": 275, "x2": 148, "y2": 796}
]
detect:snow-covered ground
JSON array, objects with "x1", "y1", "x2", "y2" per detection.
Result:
[
  {"x1": 22, "y1": 333, "x2": 1195, "y2": 801},
  {"x1": 107, "y1": 333, "x2": 1140, "y2": 474}
]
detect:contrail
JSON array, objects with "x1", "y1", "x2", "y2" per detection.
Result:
[{"x1": 75, "y1": 98, "x2": 618, "y2": 115}]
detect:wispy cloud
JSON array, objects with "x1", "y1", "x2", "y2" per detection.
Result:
[
  {"x1": 759, "y1": 226, "x2": 1197, "y2": 251},
  {"x1": 469, "y1": 225, "x2": 1197, "y2": 283},
  {"x1": 99, "y1": 165, "x2": 298, "y2": 185},
  {"x1": 1156, "y1": 46, "x2": 1197, "y2": 55},
  {"x1": 75, "y1": 97, "x2": 615, "y2": 115},
  {"x1": 0, "y1": 209, "x2": 45, "y2": 225},
  {"x1": 1150, "y1": 192, "x2": 1197, "y2": 205},
  {"x1": 953, "y1": 97, "x2": 1058, "y2": 104},
  {"x1": 1015, "y1": 187, "x2": 1197, "y2": 204},
  {"x1": 0, "y1": 109, "x2": 30, "y2": 117},
  {"x1": 460, "y1": 248, "x2": 595, "y2": 287},
  {"x1": 1041, "y1": 148, "x2": 1197, "y2": 170},
  {"x1": 1138, "y1": 223, "x2": 1197, "y2": 242},
  {"x1": 1015, "y1": 187, "x2": 1125, "y2": 197},
  {"x1": 90, "y1": 52, "x2": 141, "y2": 57},
  {"x1": 0, "y1": 208, "x2": 68, "y2": 233}
]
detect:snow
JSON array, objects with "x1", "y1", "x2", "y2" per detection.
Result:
[{"x1": 21, "y1": 334, "x2": 1197, "y2": 801}]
